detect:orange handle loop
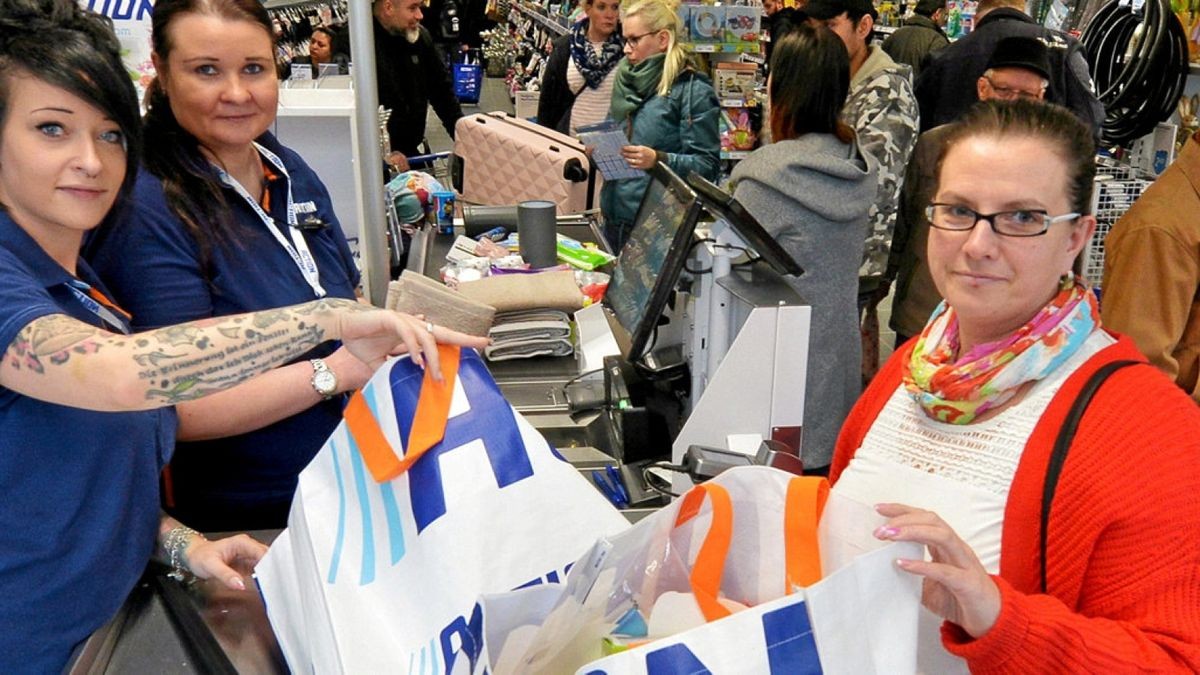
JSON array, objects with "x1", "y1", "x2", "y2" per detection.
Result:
[
  {"x1": 675, "y1": 483, "x2": 735, "y2": 622},
  {"x1": 783, "y1": 476, "x2": 829, "y2": 592},
  {"x1": 345, "y1": 345, "x2": 460, "y2": 483}
]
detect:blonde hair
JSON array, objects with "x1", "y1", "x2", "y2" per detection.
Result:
[{"x1": 621, "y1": 0, "x2": 688, "y2": 97}]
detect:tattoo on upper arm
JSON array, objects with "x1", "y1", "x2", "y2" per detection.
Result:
[{"x1": 5, "y1": 315, "x2": 104, "y2": 375}]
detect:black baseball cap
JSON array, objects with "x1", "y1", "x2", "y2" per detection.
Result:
[
  {"x1": 804, "y1": 0, "x2": 879, "y2": 21},
  {"x1": 986, "y1": 36, "x2": 1052, "y2": 81}
]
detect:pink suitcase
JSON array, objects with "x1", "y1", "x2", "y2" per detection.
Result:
[{"x1": 451, "y1": 112, "x2": 599, "y2": 215}]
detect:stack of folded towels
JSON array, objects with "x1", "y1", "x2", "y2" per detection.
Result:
[{"x1": 485, "y1": 310, "x2": 574, "y2": 361}]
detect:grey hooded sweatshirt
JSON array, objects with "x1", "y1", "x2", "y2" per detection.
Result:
[{"x1": 731, "y1": 133, "x2": 877, "y2": 469}]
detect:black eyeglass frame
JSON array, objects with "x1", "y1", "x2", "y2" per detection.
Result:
[{"x1": 925, "y1": 202, "x2": 1081, "y2": 238}]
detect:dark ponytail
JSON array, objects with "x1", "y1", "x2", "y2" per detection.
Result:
[{"x1": 144, "y1": 0, "x2": 277, "y2": 268}]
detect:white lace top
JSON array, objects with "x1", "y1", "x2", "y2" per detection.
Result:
[{"x1": 826, "y1": 329, "x2": 1115, "y2": 674}]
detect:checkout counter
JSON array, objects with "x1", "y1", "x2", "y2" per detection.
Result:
[{"x1": 68, "y1": 166, "x2": 812, "y2": 673}]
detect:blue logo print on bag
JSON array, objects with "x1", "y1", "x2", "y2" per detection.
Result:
[{"x1": 325, "y1": 352, "x2": 534, "y2": 585}]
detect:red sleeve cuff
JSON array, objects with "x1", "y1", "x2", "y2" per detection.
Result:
[{"x1": 941, "y1": 576, "x2": 1030, "y2": 671}]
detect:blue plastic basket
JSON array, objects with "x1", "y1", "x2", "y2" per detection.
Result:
[{"x1": 453, "y1": 63, "x2": 483, "y2": 104}]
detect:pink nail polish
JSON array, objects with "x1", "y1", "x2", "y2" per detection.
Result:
[
  {"x1": 875, "y1": 526, "x2": 899, "y2": 539},
  {"x1": 230, "y1": 576, "x2": 246, "y2": 590}
]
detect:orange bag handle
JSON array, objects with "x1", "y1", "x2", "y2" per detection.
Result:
[
  {"x1": 344, "y1": 345, "x2": 461, "y2": 483},
  {"x1": 783, "y1": 476, "x2": 829, "y2": 593},
  {"x1": 674, "y1": 482, "x2": 735, "y2": 623},
  {"x1": 676, "y1": 474, "x2": 830, "y2": 623}
]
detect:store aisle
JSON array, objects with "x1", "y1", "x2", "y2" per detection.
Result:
[{"x1": 424, "y1": 74, "x2": 515, "y2": 153}]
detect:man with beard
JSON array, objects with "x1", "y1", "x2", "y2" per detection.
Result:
[{"x1": 373, "y1": 0, "x2": 464, "y2": 167}]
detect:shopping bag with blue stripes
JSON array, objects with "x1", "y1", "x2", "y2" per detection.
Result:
[{"x1": 256, "y1": 346, "x2": 629, "y2": 674}]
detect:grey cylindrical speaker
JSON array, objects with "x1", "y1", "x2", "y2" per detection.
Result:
[
  {"x1": 462, "y1": 204, "x2": 520, "y2": 236},
  {"x1": 517, "y1": 200, "x2": 558, "y2": 268}
]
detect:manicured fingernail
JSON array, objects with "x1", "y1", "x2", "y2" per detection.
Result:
[
  {"x1": 230, "y1": 576, "x2": 246, "y2": 590},
  {"x1": 896, "y1": 559, "x2": 913, "y2": 570},
  {"x1": 874, "y1": 526, "x2": 899, "y2": 539}
]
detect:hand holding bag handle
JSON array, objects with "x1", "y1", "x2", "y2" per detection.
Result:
[
  {"x1": 677, "y1": 474, "x2": 831, "y2": 623},
  {"x1": 343, "y1": 344, "x2": 461, "y2": 483}
]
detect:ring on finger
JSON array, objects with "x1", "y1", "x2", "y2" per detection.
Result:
[{"x1": 425, "y1": 321, "x2": 435, "y2": 334}]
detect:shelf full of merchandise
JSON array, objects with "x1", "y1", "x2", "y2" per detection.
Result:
[{"x1": 677, "y1": 1, "x2": 766, "y2": 170}]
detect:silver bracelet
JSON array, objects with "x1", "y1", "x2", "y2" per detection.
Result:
[{"x1": 163, "y1": 525, "x2": 205, "y2": 580}]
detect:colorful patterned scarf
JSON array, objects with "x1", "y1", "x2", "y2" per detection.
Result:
[
  {"x1": 902, "y1": 274, "x2": 1100, "y2": 424},
  {"x1": 569, "y1": 18, "x2": 625, "y2": 90}
]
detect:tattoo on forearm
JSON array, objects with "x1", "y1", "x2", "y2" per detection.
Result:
[{"x1": 6, "y1": 300, "x2": 347, "y2": 404}]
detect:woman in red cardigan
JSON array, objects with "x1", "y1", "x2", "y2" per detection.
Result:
[{"x1": 827, "y1": 99, "x2": 1200, "y2": 673}]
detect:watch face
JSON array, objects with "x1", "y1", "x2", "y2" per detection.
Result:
[{"x1": 314, "y1": 369, "x2": 338, "y2": 395}]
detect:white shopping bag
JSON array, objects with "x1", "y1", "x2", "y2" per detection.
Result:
[
  {"x1": 474, "y1": 467, "x2": 921, "y2": 675},
  {"x1": 256, "y1": 346, "x2": 630, "y2": 674}
]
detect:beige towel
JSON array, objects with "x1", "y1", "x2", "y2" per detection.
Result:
[
  {"x1": 385, "y1": 271, "x2": 496, "y2": 337},
  {"x1": 457, "y1": 271, "x2": 584, "y2": 313}
]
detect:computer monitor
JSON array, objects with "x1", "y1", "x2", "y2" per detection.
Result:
[
  {"x1": 605, "y1": 163, "x2": 704, "y2": 363},
  {"x1": 685, "y1": 172, "x2": 804, "y2": 277}
]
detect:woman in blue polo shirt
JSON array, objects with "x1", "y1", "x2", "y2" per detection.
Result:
[
  {"x1": 0, "y1": 2, "x2": 485, "y2": 669},
  {"x1": 86, "y1": 0, "x2": 375, "y2": 530}
]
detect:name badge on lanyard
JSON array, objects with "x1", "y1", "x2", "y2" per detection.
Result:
[{"x1": 216, "y1": 143, "x2": 327, "y2": 298}]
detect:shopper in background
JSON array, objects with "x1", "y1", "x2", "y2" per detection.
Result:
[
  {"x1": 889, "y1": 36, "x2": 1050, "y2": 346},
  {"x1": 86, "y1": 0, "x2": 370, "y2": 532},
  {"x1": 881, "y1": 0, "x2": 948, "y2": 78},
  {"x1": 829, "y1": 99, "x2": 1200, "y2": 672},
  {"x1": 1101, "y1": 129, "x2": 1200, "y2": 403},
  {"x1": 307, "y1": 26, "x2": 350, "y2": 75},
  {"x1": 372, "y1": 0, "x2": 463, "y2": 167},
  {"x1": 805, "y1": 0, "x2": 919, "y2": 383},
  {"x1": 914, "y1": 0, "x2": 1102, "y2": 137},
  {"x1": 599, "y1": 0, "x2": 720, "y2": 250},
  {"x1": 0, "y1": 0, "x2": 485, "y2": 669},
  {"x1": 538, "y1": 0, "x2": 625, "y2": 135},
  {"x1": 731, "y1": 25, "x2": 875, "y2": 474}
]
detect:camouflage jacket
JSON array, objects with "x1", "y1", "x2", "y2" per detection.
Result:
[{"x1": 842, "y1": 46, "x2": 920, "y2": 280}]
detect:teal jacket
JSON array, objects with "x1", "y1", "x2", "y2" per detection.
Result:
[{"x1": 601, "y1": 69, "x2": 721, "y2": 244}]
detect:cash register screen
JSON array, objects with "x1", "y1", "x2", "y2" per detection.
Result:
[{"x1": 605, "y1": 163, "x2": 703, "y2": 362}]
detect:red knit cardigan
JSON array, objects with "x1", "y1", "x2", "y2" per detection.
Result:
[{"x1": 830, "y1": 332, "x2": 1200, "y2": 673}]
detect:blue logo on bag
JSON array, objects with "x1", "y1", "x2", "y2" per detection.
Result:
[
  {"x1": 326, "y1": 353, "x2": 535, "y2": 586},
  {"x1": 584, "y1": 599, "x2": 822, "y2": 674}
]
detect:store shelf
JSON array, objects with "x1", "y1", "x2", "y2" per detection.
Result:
[
  {"x1": 874, "y1": 25, "x2": 899, "y2": 34},
  {"x1": 512, "y1": 2, "x2": 570, "y2": 37},
  {"x1": 719, "y1": 97, "x2": 758, "y2": 108},
  {"x1": 689, "y1": 42, "x2": 764, "y2": 54}
]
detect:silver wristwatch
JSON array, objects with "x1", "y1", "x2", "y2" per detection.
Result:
[{"x1": 310, "y1": 358, "x2": 338, "y2": 399}]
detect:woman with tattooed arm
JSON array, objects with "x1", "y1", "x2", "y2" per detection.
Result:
[{"x1": 0, "y1": 1, "x2": 487, "y2": 670}]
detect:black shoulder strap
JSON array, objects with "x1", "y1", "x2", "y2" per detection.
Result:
[{"x1": 1039, "y1": 359, "x2": 1141, "y2": 593}]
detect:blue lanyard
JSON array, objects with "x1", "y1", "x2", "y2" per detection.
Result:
[
  {"x1": 214, "y1": 143, "x2": 327, "y2": 298},
  {"x1": 65, "y1": 280, "x2": 130, "y2": 335}
]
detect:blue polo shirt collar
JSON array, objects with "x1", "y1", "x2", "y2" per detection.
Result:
[{"x1": 0, "y1": 207, "x2": 101, "y2": 289}]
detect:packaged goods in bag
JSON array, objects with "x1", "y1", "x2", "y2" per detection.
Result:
[{"x1": 471, "y1": 466, "x2": 922, "y2": 675}]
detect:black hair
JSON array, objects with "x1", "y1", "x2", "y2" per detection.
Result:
[
  {"x1": 0, "y1": 0, "x2": 142, "y2": 207},
  {"x1": 143, "y1": 0, "x2": 276, "y2": 269},
  {"x1": 936, "y1": 99, "x2": 1096, "y2": 214},
  {"x1": 769, "y1": 23, "x2": 855, "y2": 144}
]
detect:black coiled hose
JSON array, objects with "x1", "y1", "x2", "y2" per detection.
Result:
[{"x1": 1080, "y1": 0, "x2": 1188, "y2": 147}]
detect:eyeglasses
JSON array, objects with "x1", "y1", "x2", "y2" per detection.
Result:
[
  {"x1": 983, "y1": 76, "x2": 1044, "y2": 100},
  {"x1": 623, "y1": 31, "x2": 661, "y2": 47},
  {"x1": 925, "y1": 203, "x2": 1080, "y2": 237}
]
